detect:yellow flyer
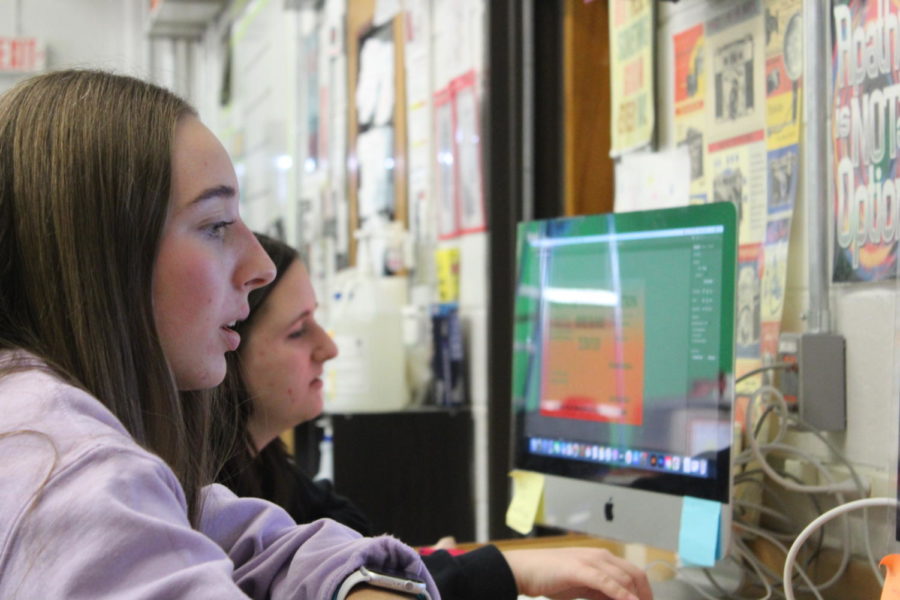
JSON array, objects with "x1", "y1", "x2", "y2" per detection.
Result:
[
  {"x1": 764, "y1": 0, "x2": 802, "y2": 149},
  {"x1": 609, "y1": 0, "x2": 655, "y2": 155}
]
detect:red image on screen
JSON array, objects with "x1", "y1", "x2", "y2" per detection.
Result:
[{"x1": 539, "y1": 287, "x2": 645, "y2": 425}]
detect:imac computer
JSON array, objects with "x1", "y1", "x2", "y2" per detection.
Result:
[{"x1": 510, "y1": 202, "x2": 737, "y2": 553}]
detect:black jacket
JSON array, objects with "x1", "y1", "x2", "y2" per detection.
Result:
[{"x1": 221, "y1": 446, "x2": 518, "y2": 600}]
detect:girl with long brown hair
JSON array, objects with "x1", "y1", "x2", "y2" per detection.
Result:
[{"x1": 0, "y1": 69, "x2": 437, "y2": 600}]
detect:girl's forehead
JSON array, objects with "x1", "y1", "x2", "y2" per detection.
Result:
[{"x1": 258, "y1": 262, "x2": 316, "y2": 328}]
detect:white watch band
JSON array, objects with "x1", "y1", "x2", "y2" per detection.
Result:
[
  {"x1": 333, "y1": 567, "x2": 431, "y2": 600},
  {"x1": 334, "y1": 569, "x2": 369, "y2": 600}
]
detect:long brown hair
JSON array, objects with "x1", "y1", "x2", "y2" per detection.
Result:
[
  {"x1": 0, "y1": 70, "x2": 217, "y2": 523},
  {"x1": 217, "y1": 233, "x2": 301, "y2": 505}
]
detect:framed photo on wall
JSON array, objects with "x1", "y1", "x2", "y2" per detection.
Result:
[
  {"x1": 433, "y1": 70, "x2": 485, "y2": 240},
  {"x1": 452, "y1": 71, "x2": 486, "y2": 235},
  {"x1": 346, "y1": 0, "x2": 408, "y2": 265},
  {"x1": 434, "y1": 84, "x2": 458, "y2": 240}
]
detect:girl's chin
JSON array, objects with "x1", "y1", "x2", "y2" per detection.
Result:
[{"x1": 175, "y1": 358, "x2": 226, "y2": 391}]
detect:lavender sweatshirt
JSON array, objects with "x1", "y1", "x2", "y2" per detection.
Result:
[{"x1": 0, "y1": 357, "x2": 439, "y2": 599}]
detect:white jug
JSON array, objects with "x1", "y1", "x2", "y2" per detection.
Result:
[{"x1": 323, "y1": 271, "x2": 409, "y2": 413}]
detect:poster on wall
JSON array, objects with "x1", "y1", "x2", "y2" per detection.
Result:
[
  {"x1": 706, "y1": 0, "x2": 765, "y2": 143},
  {"x1": 701, "y1": 0, "x2": 769, "y2": 397},
  {"x1": 710, "y1": 134, "x2": 768, "y2": 246},
  {"x1": 453, "y1": 71, "x2": 486, "y2": 234},
  {"x1": 832, "y1": 0, "x2": 900, "y2": 282},
  {"x1": 432, "y1": 71, "x2": 486, "y2": 240},
  {"x1": 759, "y1": 0, "x2": 801, "y2": 359},
  {"x1": 664, "y1": 0, "x2": 798, "y2": 420},
  {"x1": 405, "y1": 0, "x2": 433, "y2": 255},
  {"x1": 764, "y1": 0, "x2": 803, "y2": 149},
  {"x1": 609, "y1": 0, "x2": 655, "y2": 156},
  {"x1": 705, "y1": 0, "x2": 767, "y2": 247},
  {"x1": 434, "y1": 85, "x2": 458, "y2": 239},
  {"x1": 673, "y1": 22, "x2": 709, "y2": 203},
  {"x1": 355, "y1": 23, "x2": 396, "y2": 227}
]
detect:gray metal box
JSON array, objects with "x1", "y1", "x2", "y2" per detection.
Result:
[{"x1": 798, "y1": 333, "x2": 846, "y2": 432}]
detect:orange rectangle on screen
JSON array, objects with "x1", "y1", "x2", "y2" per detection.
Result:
[{"x1": 539, "y1": 288, "x2": 645, "y2": 426}]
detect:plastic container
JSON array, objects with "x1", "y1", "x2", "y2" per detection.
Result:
[
  {"x1": 315, "y1": 418, "x2": 334, "y2": 481},
  {"x1": 323, "y1": 269, "x2": 409, "y2": 413}
]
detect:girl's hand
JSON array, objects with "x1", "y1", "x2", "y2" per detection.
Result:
[{"x1": 502, "y1": 547, "x2": 653, "y2": 600}]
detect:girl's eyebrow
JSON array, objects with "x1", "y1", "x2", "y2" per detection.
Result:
[
  {"x1": 287, "y1": 304, "x2": 318, "y2": 327},
  {"x1": 191, "y1": 184, "x2": 236, "y2": 205}
]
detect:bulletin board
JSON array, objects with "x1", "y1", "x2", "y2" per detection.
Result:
[{"x1": 346, "y1": 0, "x2": 408, "y2": 267}]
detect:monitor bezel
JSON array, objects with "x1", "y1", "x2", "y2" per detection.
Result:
[{"x1": 510, "y1": 202, "x2": 738, "y2": 508}]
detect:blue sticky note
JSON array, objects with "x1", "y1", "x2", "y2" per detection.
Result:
[{"x1": 678, "y1": 496, "x2": 722, "y2": 567}]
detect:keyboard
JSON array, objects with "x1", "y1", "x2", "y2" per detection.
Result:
[{"x1": 516, "y1": 577, "x2": 704, "y2": 600}]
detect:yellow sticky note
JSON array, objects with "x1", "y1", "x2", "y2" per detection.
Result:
[
  {"x1": 435, "y1": 247, "x2": 460, "y2": 303},
  {"x1": 506, "y1": 470, "x2": 545, "y2": 535}
]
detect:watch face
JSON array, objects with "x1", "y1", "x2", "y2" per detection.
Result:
[{"x1": 360, "y1": 567, "x2": 428, "y2": 597}]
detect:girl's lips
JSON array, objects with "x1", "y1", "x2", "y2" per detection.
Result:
[{"x1": 221, "y1": 326, "x2": 241, "y2": 351}]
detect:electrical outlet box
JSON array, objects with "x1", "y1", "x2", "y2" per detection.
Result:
[
  {"x1": 776, "y1": 334, "x2": 800, "y2": 403},
  {"x1": 795, "y1": 333, "x2": 847, "y2": 431},
  {"x1": 779, "y1": 332, "x2": 846, "y2": 430}
]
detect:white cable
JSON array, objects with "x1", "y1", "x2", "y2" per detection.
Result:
[
  {"x1": 733, "y1": 471, "x2": 809, "y2": 523},
  {"x1": 786, "y1": 411, "x2": 882, "y2": 583},
  {"x1": 731, "y1": 538, "x2": 777, "y2": 600},
  {"x1": 741, "y1": 387, "x2": 854, "y2": 591},
  {"x1": 783, "y1": 497, "x2": 900, "y2": 600},
  {"x1": 747, "y1": 446, "x2": 853, "y2": 590},
  {"x1": 750, "y1": 442, "x2": 860, "y2": 493},
  {"x1": 786, "y1": 412, "x2": 870, "y2": 494},
  {"x1": 734, "y1": 499, "x2": 796, "y2": 532},
  {"x1": 735, "y1": 522, "x2": 823, "y2": 599},
  {"x1": 735, "y1": 361, "x2": 796, "y2": 385},
  {"x1": 745, "y1": 388, "x2": 860, "y2": 493},
  {"x1": 730, "y1": 384, "x2": 885, "y2": 594},
  {"x1": 731, "y1": 536, "x2": 779, "y2": 597}
]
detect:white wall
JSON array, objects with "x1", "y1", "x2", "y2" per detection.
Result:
[
  {"x1": 210, "y1": 0, "x2": 299, "y2": 242},
  {"x1": 198, "y1": 0, "x2": 493, "y2": 541},
  {"x1": 0, "y1": 0, "x2": 147, "y2": 95}
]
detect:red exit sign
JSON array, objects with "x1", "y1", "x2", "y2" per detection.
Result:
[{"x1": 0, "y1": 37, "x2": 46, "y2": 73}]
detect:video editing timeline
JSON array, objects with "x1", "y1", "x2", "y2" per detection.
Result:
[{"x1": 526, "y1": 436, "x2": 711, "y2": 478}]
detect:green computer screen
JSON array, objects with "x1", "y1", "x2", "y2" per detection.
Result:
[{"x1": 512, "y1": 202, "x2": 736, "y2": 501}]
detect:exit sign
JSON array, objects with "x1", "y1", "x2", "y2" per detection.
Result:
[{"x1": 0, "y1": 37, "x2": 46, "y2": 73}]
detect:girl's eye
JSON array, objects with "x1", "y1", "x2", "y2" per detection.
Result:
[
  {"x1": 206, "y1": 220, "x2": 235, "y2": 239},
  {"x1": 288, "y1": 328, "x2": 306, "y2": 339}
]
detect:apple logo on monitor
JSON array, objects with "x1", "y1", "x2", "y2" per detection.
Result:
[{"x1": 604, "y1": 497, "x2": 614, "y2": 521}]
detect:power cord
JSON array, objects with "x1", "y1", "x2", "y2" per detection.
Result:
[
  {"x1": 783, "y1": 497, "x2": 900, "y2": 600},
  {"x1": 655, "y1": 363, "x2": 884, "y2": 598},
  {"x1": 735, "y1": 361, "x2": 796, "y2": 385}
]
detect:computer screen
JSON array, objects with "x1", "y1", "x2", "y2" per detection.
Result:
[{"x1": 511, "y1": 202, "x2": 737, "y2": 553}]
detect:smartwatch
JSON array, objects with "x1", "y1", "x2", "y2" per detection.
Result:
[{"x1": 333, "y1": 566, "x2": 431, "y2": 600}]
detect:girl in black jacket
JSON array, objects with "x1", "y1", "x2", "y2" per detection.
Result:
[{"x1": 216, "y1": 233, "x2": 652, "y2": 600}]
